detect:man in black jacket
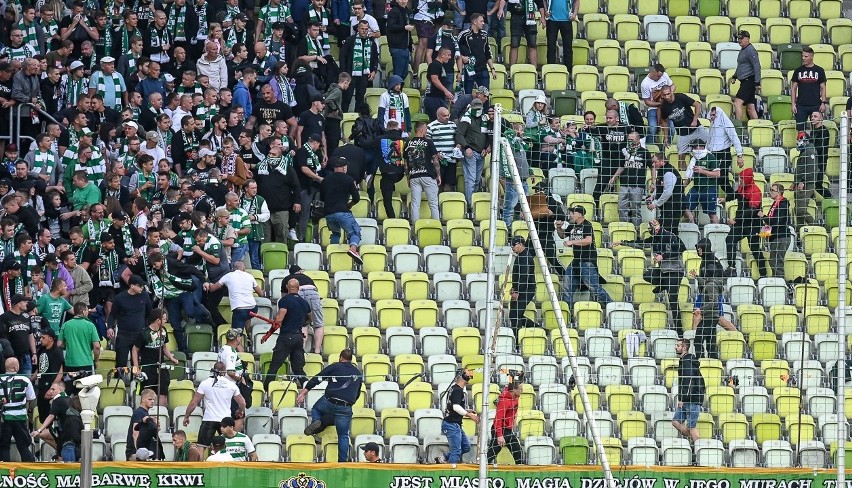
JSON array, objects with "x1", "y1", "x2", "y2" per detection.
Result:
[
  {"x1": 763, "y1": 183, "x2": 791, "y2": 279},
  {"x1": 147, "y1": 251, "x2": 209, "y2": 353},
  {"x1": 320, "y1": 158, "x2": 362, "y2": 264},
  {"x1": 614, "y1": 218, "x2": 685, "y2": 332},
  {"x1": 672, "y1": 338, "x2": 703, "y2": 444},
  {"x1": 509, "y1": 236, "x2": 534, "y2": 332},
  {"x1": 256, "y1": 139, "x2": 301, "y2": 244},
  {"x1": 339, "y1": 20, "x2": 379, "y2": 113}
]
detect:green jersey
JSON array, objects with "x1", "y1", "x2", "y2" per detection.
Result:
[
  {"x1": 689, "y1": 152, "x2": 720, "y2": 189},
  {"x1": 36, "y1": 293, "x2": 73, "y2": 331},
  {"x1": 0, "y1": 374, "x2": 36, "y2": 421},
  {"x1": 223, "y1": 431, "x2": 254, "y2": 461},
  {"x1": 57, "y1": 317, "x2": 100, "y2": 367},
  {"x1": 229, "y1": 207, "x2": 250, "y2": 246}
]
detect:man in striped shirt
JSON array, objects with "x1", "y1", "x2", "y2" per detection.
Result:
[
  {"x1": 225, "y1": 192, "x2": 251, "y2": 267},
  {"x1": 426, "y1": 107, "x2": 460, "y2": 193},
  {"x1": 0, "y1": 357, "x2": 37, "y2": 462},
  {"x1": 220, "y1": 416, "x2": 257, "y2": 461}
]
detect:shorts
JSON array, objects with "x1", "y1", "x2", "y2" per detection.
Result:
[
  {"x1": 139, "y1": 365, "x2": 171, "y2": 395},
  {"x1": 510, "y1": 15, "x2": 537, "y2": 47},
  {"x1": 197, "y1": 420, "x2": 222, "y2": 447},
  {"x1": 735, "y1": 77, "x2": 758, "y2": 105},
  {"x1": 676, "y1": 126, "x2": 710, "y2": 155},
  {"x1": 415, "y1": 20, "x2": 438, "y2": 39},
  {"x1": 673, "y1": 402, "x2": 701, "y2": 429},
  {"x1": 686, "y1": 187, "x2": 718, "y2": 214},
  {"x1": 441, "y1": 161, "x2": 458, "y2": 187}
]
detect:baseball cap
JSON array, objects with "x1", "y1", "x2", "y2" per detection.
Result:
[
  {"x1": 40, "y1": 327, "x2": 57, "y2": 340},
  {"x1": 43, "y1": 253, "x2": 58, "y2": 264},
  {"x1": 163, "y1": 73, "x2": 175, "y2": 83},
  {"x1": 146, "y1": 131, "x2": 159, "y2": 141},
  {"x1": 226, "y1": 329, "x2": 244, "y2": 341},
  {"x1": 289, "y1": 265, "x2": 303, "y2": 274},
  {"x1": 211, "y1": 436, "x2": 226, "y2": 446},
  {"x1": 333, "y1": 156, "x2": 348, "y2": 168},
  {"x1": 174, "y1": 212, "x2": 192, "y2": 222},
  {"x1": 235, "y1": 13, "x2": 248, "y2": 21},
  {"x1": 10, "y1": 294, "x2": 27, "y2": 305},
  {"x1": 271, "y1": 21, "x2": 285, "y2": 30},
  {"x1": 123, "y1": 120, "x2": 138, "y2": 130},
  {"x1": 307, "y1": 134, "x2": 323, "y2": 146},
  {"x1": 129, "y1": 275, "x2": 146, "y2": 287},
  {"x1": 311, "y1": 93, "x2": 326, "y2": 103},
  {"x1": 198, "y1": 148, "x2": 216, "y2": 158},
  {"x1": 135, "y1": 448, "x2": 152, "y2": 461},
  {"x1": 4, "y1": 259, "x2": 21, "y2": 271},
  {"x1": 511, "y1": 236, "x2": 526, "y2": 246},
  {"x1": 360, "y1": 442, "x2": 381, "y2": 454},
  {"x1": 189, "y1": 183, "x2": 204, "y2": 192},
  {"x1": 0, "y1": 178, "x2": 11, "y2": 187},
  {"x1": 100, "y1": 232, "x2": 114, "y2": 243},
  {"x1": 80, "y1": 127, "x2": 93, "y2": 136},
  {"x1": 569, "y1": 206, "x2": 586, "y2": 216},
  {"x1": 112, "y1": 210, "x2": 127, "y2": 220},
  {"x1": 25, "y1": 301, "x2": 37, "y2": 313},
  {"x1": 100, "y1": 56, "x2": 116, "y2": 63},
  {"x1": 798, "y1": 131, "x2": 808, "y2": 140},
  {"x1": 736, "y1": 30, "x2": 750, "y2": 39},
  {"x1": 69, "y1": 60, "x2": 85, "y2": 71}
]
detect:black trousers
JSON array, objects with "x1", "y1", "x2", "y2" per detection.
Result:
[
  {"x1": 726, "y1": 222, "x2": 766, "y2": 276},
  {"x1": 0, "y1": 420, "x2": 35, "y2": 462},
  {"x1": 325, "y1": 118, "x2": 341, "y2": 154},
  {"x1": 545, "y1": 20, "x2": 574, "y2": 71},
  {"x1": 264, "y1": 332, "x2": 306, "y2": 389},
  {"x1": 644, "y1": 268, "x2": 682, "y2": 332},
  {"x1": 486, "y1": 426, "x2": 523, "y2": 464},
  {"x1": 205, "y1": 286, "x2": 228, "y2": 328},
  {"x1": 508, "y1": 291, "x2": 534, "y2": 332},
  {"x1": 657, "y1": 204, "x2": 683, "y2": 237},
  {"x1": 37, "y1": 386, "x2": 51, "y2": 423},
  {"x1": 380, "y1": 172, "x2": 404, "y2": 218},
  {"x1": 342, "y1": 75, "x2": 369, "y2": 113},
  {"x1": 695, "y1": 320, "x2": 718, "y2": 359},
  {"x1": 711, "y1": 149, "x2": 736, "y2": 196},
  {"x1": 113, "y1": 333, "x2": 135, "y2": 368},
  {"x1": 197, "y1": 420, "x2": 222, "y2": 447}
]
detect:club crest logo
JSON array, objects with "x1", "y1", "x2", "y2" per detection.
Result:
[{"x1": 279, "y1": 473, "x2": 327, "y2": 488}]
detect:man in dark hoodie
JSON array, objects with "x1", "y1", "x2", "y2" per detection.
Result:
[
  {"x1": 378, "y1": 75, "x2": 412, "y2": 136},
  {"x1": 509, "y1": 236, "x2": 534, "y2": 332},
  {"x1": 386, "y1": 0, "x2": 413, "y2": 81},
  {"x1": 256, "y1": 140, "x2": 301, "y2": 244},
  {"x1": 614, "y1": 218, "x2": 685, "y2": 332},
  {"x1": 378, "y1": 120, "x2": 405, "y2": 219},
  {"x1": 455, "y1": 97, "x2": 489, "y2": 205},
  {"x1": 793, "y1": 131, "x2": 820, "y2": 226},
  {"x1": 339, "y1": 21, "x2": 379, "y2": 112},
  {"x1": 763, "y1": 183, "x2": 791, "y2": 279}
]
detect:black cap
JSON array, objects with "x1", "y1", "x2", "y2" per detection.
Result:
[
  {"x1": 311, "y1": 93, "x2": 326, "y2": 103},
  {"x1": 174, "y1": 212, "x2": 192, "y2": 222},
  {"x1": 235, "y1": 13, "x2": 248, "y2": 21},
  {"x1": 43, "y1": 253, "x2": 58, "y2": 264},
  {"x1": 271, "y1": 21, "x2": 285, "y2": 30},
  {"x1": 25, "y1": 301, "x2": 37, "y2": 312},
  {"x1": 307, "y1": 134, "x2": 323, "y2": 146},
  {"x1": 289, "y1": 264, "x2": 303, "y2": 274},
  {"x1": 569, "y1": 206, "x2": 586, "y2": 216},
  {"x1": 360, "y1": 442, "x2": 381, "y2": 453},
  {"x1": 189, "y1": 184, "x2": 204, "y2": 192},
  {"x1": 111, "y1": 210, "x2": 127, "y2": 220},
  {"x1": 53, "y1": 238, "x2": 70, "y2": 247},
  {"x1": 0, "y1": 178, "x2": 12, "y2": 187},
  {"x1": 100, "y1": 232, "x2": 114, "y2": 243},
  {"x1": 211, "y1": 436, "x2": 226, "y2": 446},
  {"x1": 10, "y1": 294, "x2": 27, "y2": 305},
  {"x1": 3, "y1": 258, "x2": 21, "y2": 271},
  {"x1": 736, "y1": 30, "x2": 750, "y2": 39},
  {"x1": 511, "y1": 236, "x2": 526, "y2": 246},
  {"x1": 40, "y1": 327, "x2": 57, "y2": 339},
  {"x1": 333, "y1": 157, "x2": 349, "y2": 168},
  {"x1": 129, "y1": 275, "x2": 147, "y2": 287}
]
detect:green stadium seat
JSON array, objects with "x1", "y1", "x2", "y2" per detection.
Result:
[
  {"x1": 766, "y1": 95, "x2": 793, "y2": 123},
  {"x1": 777, "y1": 44, "x2": 804, "y2": 71}
]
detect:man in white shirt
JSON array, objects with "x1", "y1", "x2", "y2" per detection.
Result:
[
  {"x1": 640, "y1": 64, "x2": 674, "y2": 146},
  {"x1": 217, "y1": 328, "x2": 253, "y2": 432},
  {"x1": 205, "y1": 436, "x2": 236, "y2": 462},
  {"x1": 170, "y1": 95, "x2": 194, "y2": 132},
  {"x1": 183, "y1": 362, "x2": 246, "y2": 447},
  {"x1": 204, "y1": 261, "x2": 264, "y2": 330},
  {"x1": 706, "y1": 106, "x2": 745, "y2": 196},
  {"x1": 349, "y1": 0, "x2": 380, "y2": 38}
]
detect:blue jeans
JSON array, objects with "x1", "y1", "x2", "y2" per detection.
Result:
[
  {"x1": 562, "y1": 261, "x2": 612, "y2": 307},
  {"x1": 325, "y1": 212, "x2": 361, "y2": 246},
  {"x1": 646, "y1": 109, "x2": 675, "y2": 145},
  {"x1": 231, "y1": 243, "x2": 248, "y2": 267},
  {"x1": 673, "y1": 402, "x2": 701, "y2": 428},
  {"x1": 487, "y1": 0, "x2": 506, "y2": 41},
  {"x1": 61, "y1": 443, "x2": 78, "y2": 462},
  {"x1": 454, "y1": 0, "x2": 466, "y2": 29},
  {"x1": 231, "y1": 306, "x2": 258, "y2": 330},
  {"x1": 390, "y1": 47, "x2": 410, "y2": 81},
  {"x1": 463, "y1": 150, "x2": 485, "y2": 204},
  {"x1": 311, "y1": 396, "x2": 353, "y2": 462},
  {"x1": 502, "y1": 177, "x2": 529, "y2": 227},
  {"x1": 18, "y1": 354, "x2": 32, "y2": 377},
  {"x1": 441, "y1": 420, "x2": 470, "y2": 463},
  {"x1": 463, "y1": 70, "x2": 490, "y2": 94},
  {"x1": 248, "y1": 239, "x2": 262, "y2": 270},
  {"x1": 165, "y1": 291, "x2": 207, "y2": 352}
]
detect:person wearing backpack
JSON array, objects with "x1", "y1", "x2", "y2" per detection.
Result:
[
  {"x1": 351, "y1": 103, "x2": 384, "y2": 201},
  {"x1": 378, "y1": 119, "x2": 405, "y2": 219},
  {"x1": 672, "y1": 338, "x2": 703, "y2": 445}
]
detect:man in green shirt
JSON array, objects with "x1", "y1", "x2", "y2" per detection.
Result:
[
  {"x1": 225, "y1": 192, "x2": 251, "y2": 265},
  {"x1": 57, "y1": 303, "x2": 101, "y2": 378},
  {"x1": 0, "y1": 357, "x2": 37, "y2": 462},
  {"x1": 220, "y1": 416, "x2": 257, "y2": 461},
  {"x1": 36, "y1": 278, "x2": 72, "y2": 331},
  {"x1": 684, "y1": 139, "x2": 721, "y2": 225},
  {"x1": 69, "y1": 171, "x2": 101, "y2": 211}
]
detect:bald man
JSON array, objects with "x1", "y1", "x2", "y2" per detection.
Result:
[
  {"x1": 262, "y1": 279, "x2": 311, "y2": 389},
  {"x1": 0, "y1": 357, "x2": 36, "y2": 462}
]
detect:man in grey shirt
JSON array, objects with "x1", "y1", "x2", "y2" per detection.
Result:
[{"x1": 729, "y1": 30, "x2": 761, "y2": 121}]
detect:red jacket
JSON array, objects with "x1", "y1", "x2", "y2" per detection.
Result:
[{"x1": 492, "y1": 387, "x2": 519, "y2": 432}]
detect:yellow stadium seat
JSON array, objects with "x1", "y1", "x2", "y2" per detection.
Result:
[
  {"x1": 360, "y1": 244, "x2": 388, "y2": 274},
  {"x1": 518, "y1": 328, "x2": 548, "y2": 358},
  {"x1": 542, "y1": 64, "x2": 569, "y2": 92},
  {"x1": 401, "y1": 272, "x2": 430, "y2": 302},
  {"x1": 352, "y1": 327, "x2": 382, "y2": 357},
  {"x1": 635, "y1": 0, "x2": 658, "y2": 15},
  {"x1": 718, "y1": 330, "x2": 746, "y2": 361},
  {"x1": 551, "y1": 328, "x2": 580, "y2": 359},
  {"x1": 800, "y1": 225, "x2": 829, "y2": 255},
  {"x1": 774, "y1": 387, "x2": 802, "y2": 418},
  {"x1": 376, "y1": 299, "x2": 405, "y2": 330},
  {"x1": 787, "y1": 0, "x2": 813, "y2": 18},
  {"x1": 446, "y1": 219, "x2": 475, "y2": 249},
  {"x1": 457, "y1": 246, "x2": 485, "y2": 276},
  {"x1": 804, "y1": 306, "x2": 832, "y2": 336},
  {"x1": 794, "y1": 280, "x2": 821, "y2": 309},
  {"x1": 361, "y1": 354, "x2": 392, "y2": 386},
  {"x1": 452, "y1": 327, "x2": 482, "y2": 357},
  {"x1": 572, "y1": 384, "x2": 600, "y2": 415},
  {"x1": 749, "y1": 331, "x2": 779, "y2": 362},
  {"x1": 404, "y1": 381, "x2": 433, "y2": 412},
  {"x1": 760, "y1": 69, "x2": 785, "y2": 98},
  {"x1": 394, "y1": 354, "x2": 425, "y2": 385},
  {"x1": 605, "y1": 0, "x2": 632, "y2": 15},
  {"x1": 655, "y1": 41, "x2": 683, "y2": 69},
  {"x1": 827, "y1": 18, "x2": 852, "y2": 46},
  {"x1": 517, "y1": 410, "x2": 546, "y2": 441},
  {"x1": 510, "y1": 64, "x2": 538, "y2": 91},
  {"x1": 602, "y1": 66, "x2": 630, "y2": 93},
  {"x1": 624, "y1": 40, "x2": 652, "y2": 68},
  {"x1": 542, "y1": 300, "x2": 570, "y2": 331},
  {"x1": 368, "y1": 272, "x2": 397, "y2": 301},
  {"x1": 826, "y1": 279, "x2": 852, "y2": 308},
  {"x1": 413, "y1": 219, "x2": 444, "y2": 249},
  {"x1": 268, "y1": 382, "x2": 298, "y2": 412},
  {"x1": 614, "y1": 14, "x2": 641, "y2": 42},
  {"x1": 797, "y1": 18, "x2": 825, "y2": 46},
  {"x1": 574, "y1": 301, "x2": 603, "y2": 332},
  {"x1": 322, "y1": 326, "x2": 350, "y2": 359},
  {"x1": 600, "y1": 437, "x2": 623, "y2": 465},
  {"x1": 617, "y1": 411, "x2": 647, "y2": 442},
  {"x1": 594, "y1": 40, "x2": 623, "y2": 68},
  {"x1": 583, "y1": 14, "x2": 611, "y2": 42},
  {"x1": 383, "y1": 219, "x2": 411, "y2": 247},
  {"x1": 825, "y1": 70, "x2": 847, "y2": 99},
  {"x1": 811, "y1": 44, "x2": 837, "y2": 70},
  {"x1": 786, "y1": 415, "x2": 815, "y2": 445},
  {"x1": 286, "y1": 434, "x2": 316, "y2": 462},
  {"x1": 748, "y1": 119, "x2": 776, "y2": 148},
  {"x1": 783, "y1": 251, "x2": 808, "y2": 281},
  {"x1": 720, "y1": 412, "x2": 749, "y2": 443},
  {"x1": 617, "y1": 248, "x2": 646, "y2": 279},
  {"x1": 490, "y1": 88, "x2": 515, "y2": 111},
  {"x1": 706, "y1": 386, "x2": 736, "y2": 416},
  {"x1": 705, "y1": 17, "x2": 734, "y2": 44},
  {"x1": 381, "y1": 408, "x2": 412, "y2": 439},
  {"x1": 409, "y1": 299, "x2": 438, "y2": 330},
  {"x1": 752, "y1": 413, "x2": 782, "y2": 444},
  {"x1": 766, "y1": 17, "x2": 794, "y2": 45},
  {"x1": 605, "y1": 385, "x2": 635, "y2": 416},
  {"x1": 480, "y1": 220, "x2": 508, "y2": 249},
  {"x1": 817, "y1": 0, "x2": 842, "y2": 21},
  {"x1": 438, "y1": 192, "x2": 467, "y2": 222},
  {"x1": 811, "y1": 252, "x2": 839, "y2": 283},
  {"x1": 675, "y1": 16, "x2": 703, "y2": 43}
]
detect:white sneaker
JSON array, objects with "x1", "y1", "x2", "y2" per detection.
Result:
[{"x1": 288, "y1": 229, "x2": 298, "y2": 240}]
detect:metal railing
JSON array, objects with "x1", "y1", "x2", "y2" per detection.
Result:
[{"x1": 1, "y1": 102, "x2": 67, "y2": 149}]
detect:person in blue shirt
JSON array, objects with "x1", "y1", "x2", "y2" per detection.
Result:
[
  {"x1": 545, "y1": 0, "x2": 580, "y2": 70},
  {"x1": 260, "y1": 278, "x2": 311, "y2": 390},
  {"x1": 232, "y1": 68, "x2": 257, "y2": 117},
  {"x1": 298, "y1": 348, "x2": 363, "y2": 462}
]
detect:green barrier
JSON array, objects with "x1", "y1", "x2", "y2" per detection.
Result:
[{"x1": 0, "y1": 463, "x2": 836, "y2": 488}]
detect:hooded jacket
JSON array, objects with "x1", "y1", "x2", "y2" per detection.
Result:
[
  {"x1": 377, "y1": 75, "x2": 412, "y2": 133},
  {"x1": 492, "y1": 387, "x2": 519, "y2": 433},
  {"x1": 707, "y1": 107, "x2": 744, "y2": 155},
  {"x1": 455, "y1": 101, "x2": 488, "y2": 152},
  {"x1": 196, "y1": 54, "x2": 229, "y2": 91},
  {"x1": 794, "y1": 140, "x2": 820, "y2": 185},
  {"x1": 386, "y1": 0, "x2": 412, "y2": 49},
  {"x1": 619, "y1": 226, "x2": 685, "y2": 273},
  {"x1": 695, "y1": 237, "x2": 726, "y2": 289}
]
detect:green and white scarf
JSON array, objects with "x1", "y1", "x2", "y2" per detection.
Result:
[
  {"x1": 260, "y1": 2, "x2": 289, "y2": 38},
  {"x1": 617, "y1": 101, "x2": 629, "y2": 126},
  {"x1": 177, "y1": 227, "x2": 195, "y2": 257},
  {"x1": 149, "y1": 26, "x2": 171, "y2": 53},
  {"x1": 387, "y1": 91, "x2": 406, "y2": 132},
  {"x1": 86, "y1": 219, "x2": 108, "y2": 249},
  {"x1": 304, "y1": 144, "x2": 320, "y2": 173},
  {"x1": 195, "y1": 1, "x2": 208, "y2": 39},
  {"x1": 0, "y1": 239, "x2": 14, "y2": 262},
  {"x1": 308, "y1": 7, "x2": 330, "y2": 52},
  {"x1": 14, "y1": 250, "x2": 37, "y2": 285},
  {"x1": 96, "y1": 249, "x2": 119, "y2": 288},
  {"x1": 168, "y1": 4, "x2": 187, "y2": 40},
  {"x1": 94, "y1": 70, "x2": 124, "y2": 110},
  {"x1": 176, "y1": 82, "x2": 203, "y2": 96},
  {"x1": 465, "y1": 54, "x2": 476, "y2": 76},
  {"x1": 240, "y1": 195, "x2": 265, "y2": 241},
  {"x1": 306, "y1": 35, "x2": 322, "y2": 67},
  {"x1": 524, "y1": 0, "x2": 536, "y2": 24},
  {"x1": 224, "y1": 4, "x2": 240, "y2": 23},
  {"x1": 151, "y1": 259, "x2": 194, "y2": 299},
  {"x1": 42, "y1": 19, "x2": 58, "y2": 38},
  {"x1": 120, "y1": 26, "x2": 141, "y2": 55},
  {"x1": 352, "y1": 36, "x2": 372, "y2": 76},
  {"x1": 32, "y1": 148, "x2": 56, "y2": 177},
  {"x1": 64, "y1": 75, "x2": 88, "y2": 108},
  {"x1": 179, "y1": 129, "x2": 198, "y2": 169},
  {"x1": 131, "y1": 105, "x2": 141, "y2": 120},
  {"x1": 16, "y1": 19, "x2": 40, "y2": 54},
  {"x1": 117, "y1": 225, "x2": 133, "y2": 257},
  {"x1": 1, "y1": 44, "x2": 35, "y2": 61},
  {"x1": 126, "y1": 54, "x2": 138, "y2": 76},
  {"x1": 257, "y1": 154, "x2": 290, "y2": 177},
  {"x1": 225, "y1": 27, "x2": 244, "y2": 48}
]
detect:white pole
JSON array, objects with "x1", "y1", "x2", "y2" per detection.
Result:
[
  {"x1": 837, "y1": 112, "x2": 848, "y2": 485},
  {"x1": 478, "y1": 103, "x2": 503, "y2": 483},
  {"x1": 500, "y1": 138, "x2": 616, "y2": 487}
]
